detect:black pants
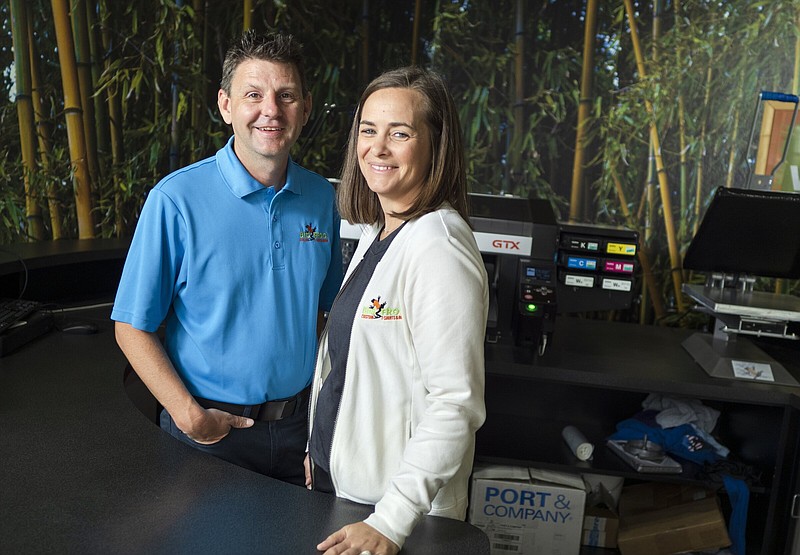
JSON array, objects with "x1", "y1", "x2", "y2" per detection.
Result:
[{"x1": 160, "y1": 398, "x2": 308, "y2": 486}]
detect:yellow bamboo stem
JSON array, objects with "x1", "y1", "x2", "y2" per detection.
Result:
[
  {"x1": 568, "y1": 0, "x2": 598, "y2": 222},
  {"x1": 624, "y1": 0, "x2": 685, "y2": 312},
  {"x1": 243, "y1": 0, "x2": 253, "y2": 31},
  {"x1": 28, "y1": 20, "x2": 63, "y2": 239},
  {"x1": 52, "y1": 0, "x2": 95, "y2": 238},
  {"x1": 652, "y1": 0, "x2": 662, "y2": 62}
]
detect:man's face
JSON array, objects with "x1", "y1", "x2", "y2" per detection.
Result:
[{"x1": 217, "y1": 58, "x2": 311, "y2": 177}]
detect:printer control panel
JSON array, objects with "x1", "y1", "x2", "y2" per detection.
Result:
[{"x1": 514, "y1": 258, "x2": 557, "y2": 353}]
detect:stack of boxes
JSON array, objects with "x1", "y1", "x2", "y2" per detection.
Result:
[{"x1": 468, "y1": 466, "x2": 732, "y2": 555}]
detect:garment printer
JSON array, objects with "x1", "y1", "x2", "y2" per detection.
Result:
[
  {"x1": 468, "y1": 193, "x2": 559, "y2": 354},
  {"x1": 339, "y1": 193, "x2": 639, "y2": 355},
  {"x1": 470, "y1": 193, "x2": 639, "y2": 354}
]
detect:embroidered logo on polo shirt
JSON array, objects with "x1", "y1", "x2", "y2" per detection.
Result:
[
  {"x1": 361, "y1": 295, "x2": 403, "y2": 320},
  {"x1": 299, "y1": 223, "x2": 329, "y2": 242}
]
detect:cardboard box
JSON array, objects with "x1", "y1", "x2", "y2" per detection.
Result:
[
  {"x1": 581, "y1": 484, "x2": 619, "y2": 549},
  {"x1": 617, "y1": 483, "x2": 731, "y2": 555},
  {"x1": 468, "y1": 465, "x2": 587, "y2": 555},
  {"x1": 618, "y1": 482, "x2": 711, "y2": 514}
]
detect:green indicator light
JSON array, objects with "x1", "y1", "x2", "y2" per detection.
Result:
[{"x1": 526, "y1": 303, "x2": 538, "y2": 313}]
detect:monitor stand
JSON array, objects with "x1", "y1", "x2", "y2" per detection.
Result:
[
  {"x1": 683, "y1": 330, "x2": 800, "y2": 387},
  {"x1": 682, "y1": 283, "x2": 800, "y2": 387}
]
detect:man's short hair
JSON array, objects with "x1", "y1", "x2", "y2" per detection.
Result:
[{"x1": 220, "y1": 30, "x2": 308, "y2": 96}]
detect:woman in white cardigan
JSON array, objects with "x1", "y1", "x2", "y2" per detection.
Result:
[{"x1": 306, "y1": 66, "x2": 489, "y2": 555}]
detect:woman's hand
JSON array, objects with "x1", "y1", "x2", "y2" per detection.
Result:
[{"x1": 317, "y1": 522, "x2": 399, "y2": 555}]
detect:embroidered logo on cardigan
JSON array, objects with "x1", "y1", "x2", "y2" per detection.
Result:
[{"x1": 361, "y1": 295, "x2": 403, "y2": 320}]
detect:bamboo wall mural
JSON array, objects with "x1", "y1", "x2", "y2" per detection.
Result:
[{"x1": 2, "y1": 0, "x2": 799, "y2": 323}]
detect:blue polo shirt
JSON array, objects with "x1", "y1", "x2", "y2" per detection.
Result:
[{"x1": 112, "y1": 136, "x2": 343, "y2": 403}]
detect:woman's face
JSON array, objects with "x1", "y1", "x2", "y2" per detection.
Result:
[{"x1": 356, "y1": 87, "x2": 433, "y2": 213}]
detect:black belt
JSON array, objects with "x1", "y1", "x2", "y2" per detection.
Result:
[{"x1": 195, "y1": 386, "x2": 310, "y2": 422}]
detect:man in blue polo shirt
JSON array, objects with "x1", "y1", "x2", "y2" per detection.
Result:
[{"x1": 112, "y1": 31, "x2": 342, "y2": 486}]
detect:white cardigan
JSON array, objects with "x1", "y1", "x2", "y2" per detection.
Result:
[{"x1": 309, "y1": 205, "x2": 489, "y2": 548}]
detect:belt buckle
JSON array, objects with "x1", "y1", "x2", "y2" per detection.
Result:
[
  {"x1": 257, "y1": 387, "x2": 307, "y2": 421},
  {"x1": 262, "y1": 399, "x2": 290, "y2": 421}
]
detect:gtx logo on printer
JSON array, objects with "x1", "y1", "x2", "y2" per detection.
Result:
[
  {"x1": 492, "y1": 239, "x2": 520, "y2": 250},
  {"x1": 474, "y1": 232, "x2": 533, "y2": 256}
]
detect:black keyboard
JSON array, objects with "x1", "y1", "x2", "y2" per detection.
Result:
[{"x1": 0, "y1": 298, "x2": 42, "y2": 334}]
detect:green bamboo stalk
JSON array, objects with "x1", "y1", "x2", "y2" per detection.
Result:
[
  {"x1": 86, "y1": 0, "x2": 110, "y2": 163},
  {"x1": 10, "y1": 0, "x2": 45, "y2": 240},
  {"x1": 645, "y1": 0, "x2": 661, "y2": 317},
  {"x1": 99, "y1": 0, "x2": 125, "y2": 237},
  {"x1": 693, "y1": 63, "x2": 713, "y2": 236},
  {"x1": 725, "y1": 77, "x2": 744, "y2": 189},
  {"x1": 672, "y1": 0, "x2": 689, "y2": 242}
]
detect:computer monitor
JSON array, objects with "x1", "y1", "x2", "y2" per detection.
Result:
[{"x1": 683, "y1": 186, "x2": 800, "y2": 280}]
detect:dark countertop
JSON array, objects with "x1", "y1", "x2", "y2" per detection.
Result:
[
  {"x1": 0, "y1": 238, "x2": 131, "y2": 274},
  {"x1": 0, "y1": 239, "x2": 131, "y2": 304},
  {"x1": 0, "y1": 308, "x2": 489, "y2": 554},
  {"x1": 485, "y1": 317, "x2": 800, "y2": 409}
]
